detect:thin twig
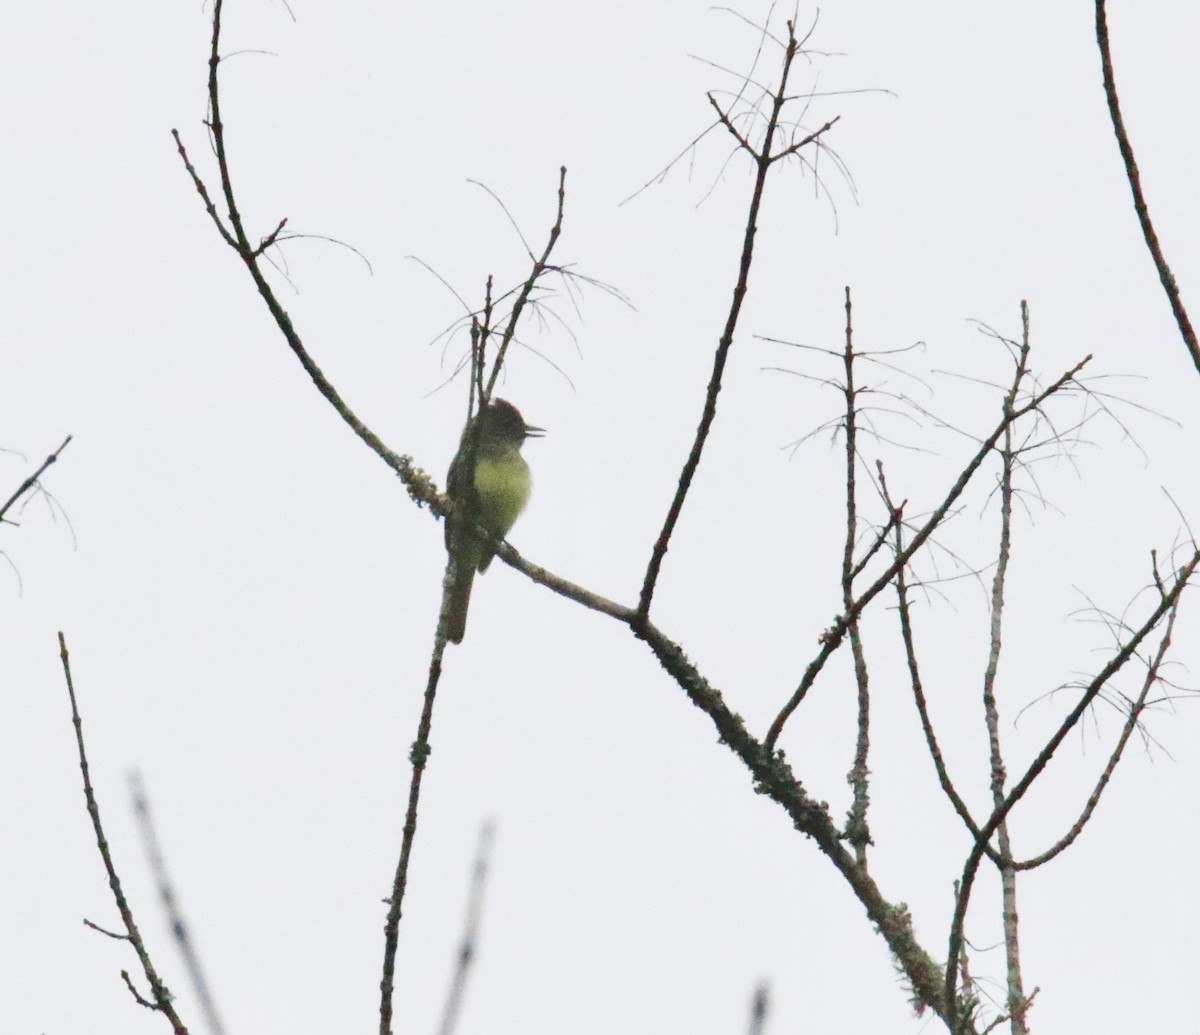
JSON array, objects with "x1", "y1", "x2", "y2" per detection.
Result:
[
  {"x1": 849, "y1": 507, "x2": 903, "y2": 581},
  {"x1": 58, "y1": 633, "x2": 189, "y2": 1035},
  {"x1": 892, "y1": 506, "x2": 982, "y2": 840},
  {"x1": 980, "y1": 988, "x2": 1041, "y2": 1035},
  {"x1": 977, "y1": 303, "x2": 1030, "y2": 1035},
  {"x1": 840, "y1": 288, "x2": 872, "y2": 865},
  {"x1": 0, "y1": 435, "x2": 72, "y2": 524},
  {"x1": 1011, "y1": 600, "x2": 1181, "y2": 871},
  {"x1": 882, "y1": 462, "x2": 1012, "y2": 873},
  {"x1": 483, "y1": 168, "x2": 569, "y2": 405}
]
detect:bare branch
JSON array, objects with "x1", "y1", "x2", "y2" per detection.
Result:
[
  {"x1": 639, "y1": 20, "x2": 838, "y2": 617},
  {"x1": 0, "y1": 435, "x2": 72, "y2": 525},
  {"x1": 944, "y1": 546, "x2": 1200, "y2": 1027},
  {"x1": 977, "y1": 304, "x2": 1030, "y2": 1035},
  {"x1": 1094, "y1": 1, "x2": 1200, "y2": 373},
  {"x1": 483, "y1": 167, "x2": 569, "y2": 404},
  {"x1": 172, "y1": 1, "x2": 436, "y2": 511},
  {"x1": 380, "y1": 631, "x2": 449, "y2": 1035},
  {"x1": 840, "y1": 288, "x2": 872, "y2": 865},
  {"x1": 632, "y1": 613, "x2": 970, "y2": 1032},
  {"x1": 59, "y1": 633, "x2": 189, "y2": 1035},
  {"x1": 765, "y1": 353, "x2": 1092, "y2": 753},
  {"x1": 1012, "y1": 600, "x2": 1182, "y2": 871}
]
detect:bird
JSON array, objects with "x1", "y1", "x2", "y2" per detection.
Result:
[{"x1": 444, "y1": 398, "x2": 543, "y2": 643}]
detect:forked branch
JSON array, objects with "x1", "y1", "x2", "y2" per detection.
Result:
[
  {"x1": 944, "y1": 545, "x2": 1200, "y2": 1029},
  {"x1": 172, "y1": 0, "x2": 435, "y2": 510},
  {"x1": 765, "y1": 353, "x2": 1091, "y2": 752},
  {"x1": 638, "y1": 18, "x2": 839, "y2": 618}
]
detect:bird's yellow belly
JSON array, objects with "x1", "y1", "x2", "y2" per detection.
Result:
[{"x1": 474, "y1": 454, "x2": 531, "y2": 536}]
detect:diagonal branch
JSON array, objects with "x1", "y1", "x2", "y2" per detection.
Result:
[
  {"x1": 59, "y1": 633, "x2": 189, "y2": 1035},
  {"x1": 473, "y1": 533, "x2": 972, "y2": 1026},
  {"x1": 765, "y1": 354, "x2": 1092, "y2": 752},
  {"x1": 977, "y1": 308, "x2": 1030, "y2": 1035},
  {"x1": 943, "y1": 545, "x2": 1200, "y2": 1029},
  {"x1": 483, "y1": 168, "x2": 569, "y2": 404},
  {"x1": 638, "y1": 20, "x2": 837, "y2": 617},
  {"x1": 1011, "y1": 596, "x2": 1181, "y2": 871},
  {"x1": 0, "y1": 435, "x2": 72, "y2": 524},
  {"x1": 884, "y1": 467, "x2": 1016, "y2": 882},
  {"x1": 632, "y1": 614, "x2": 974, "y2": 1033},
  {"x1": 1094, "y1": 0, "x2": 1200, "y2": 373},
  {"x1": 172, "y1": 0, "x2": 436, "y2": 511},
  {"x1": 893, "y1": 514, "x2": 985, "y2": 842}
]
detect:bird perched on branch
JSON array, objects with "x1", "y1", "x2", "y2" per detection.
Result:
[{"x1": 444, "y1": 398, "x2": 543, "y2": 644}]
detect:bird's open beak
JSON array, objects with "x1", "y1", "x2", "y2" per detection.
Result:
[{"x1": 524, "y1": 424, "x2": 546, "y2": 438}]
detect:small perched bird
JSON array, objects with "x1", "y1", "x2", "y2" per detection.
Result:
[{"x1": 444, "y1": 398, "x2": 543, "y2": 643}]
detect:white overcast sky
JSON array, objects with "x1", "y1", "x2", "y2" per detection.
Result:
[{"x1": 4, "y1": 2, "x2": 1200, "y2": 1033}]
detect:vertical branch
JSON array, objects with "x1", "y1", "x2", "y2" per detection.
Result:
[
  {"x1": 467, "y1": 320, "x2": 483, "y2": 414},
  {"x1": 1094, "y1": 1, "x2": 1200, "y2": 373},
  {"x1": 883, "y1": 464, "x2": 1010, "y2": 869},
  {"x1": 388, "y1": 187, "x2": 557, "y2": 1021},
  {"x1": 59, "y1": 633, "x2": 190, "y2": 1035},
  {"x1": 205, "y1": 0, "x2": 246, "y2": 255},
  {"x1": 469, "y1": 272, "x2": 492, "y2": 418},
  {"x1": 840, "y1": 289, "x2": 872, "y2": 865},
  {"x1": 380, "y1": 640, "x2": 447, "y2": 1035},
  {"x1": 1013, "y1": 596, "x2": 1182, "y2": 870},
  {"x1": 950, "y1": 305, "x2": 1033, "y2": 1032},
  {"x1": 979, "y1": 307, "x2": 1030, "y2": 1035}
]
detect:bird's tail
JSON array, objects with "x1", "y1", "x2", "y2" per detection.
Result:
[{"x1": 444, "y1": 557, "x2": 476, "y2": 644}]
